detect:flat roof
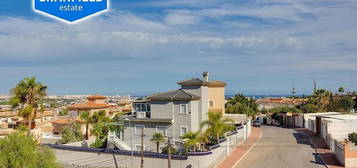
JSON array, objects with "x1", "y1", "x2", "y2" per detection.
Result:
[{"x1": 322, "y1": 114, "x2": 357, "y2": 121}]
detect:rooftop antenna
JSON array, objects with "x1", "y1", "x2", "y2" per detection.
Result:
[
  {"x1": 313, "y1": 80, "x2": 317, "y2": 93},
  {"x1": 292, "y1": 85, "x2": 296, "y2": 97}
]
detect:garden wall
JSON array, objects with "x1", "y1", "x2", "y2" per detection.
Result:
[
  {"x1": 53, "y1": 124, "x2": 251, "y2": 168},
  {"x1": 332, "y1": 141, "x2": 357, "y2": 168}
]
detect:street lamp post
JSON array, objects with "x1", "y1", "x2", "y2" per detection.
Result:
[
  {"x1": 245, "y1": 110, "x2": 248, "y2": 150},
  {"x1": 125, "y1": 118, "x2": 134, "y2": 168}
]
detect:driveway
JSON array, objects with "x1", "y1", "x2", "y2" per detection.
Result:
[{"x1": 234, "y1": 126, "x2": 326, "y2": 168}]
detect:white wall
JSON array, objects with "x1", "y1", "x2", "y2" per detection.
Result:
[
  {"x1": 333, "y1": 140, "x2": 345, "y2": 165},
  {"x1": 326, "y1": 119, "x2": 357, "y2": 141},
  {"x1": 58, "y1": 126, "x2": 251, "y2": 168}
]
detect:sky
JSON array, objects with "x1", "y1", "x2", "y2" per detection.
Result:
[{"x1": 0, "y1": 0, "x2": 357, "y2": 96}]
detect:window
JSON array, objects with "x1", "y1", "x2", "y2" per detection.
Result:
[
  {"x1": 156, "y1": 126, "x2": 167, "y2": 135},
  {"x1": 134, "y1": 104, "x2": 140, "y2": 111},
  {"x1": 147, "y1": 104, "x2": 151, "y2": 112},
  {"x1": 134, "y1": 125, "x2": 145, "y2": 134},
  {"x1": 209, "y1": 100, "x2": 214, "y2": 107},
  {"x1": 133, "y1": 103, "x2": 151, "y2": 112},
  {"x1": 141, "y1": 103, "x2": 147, "y2": 112},
  {"x1": 180, "y1": 126, "x2": 188, "y2": 136},
  {"x1": 180, "y1": 104, "x2": 188, "y2": 114},
  {"x1": 135, "y1": 144, "x2": 145, "y2": 151}
]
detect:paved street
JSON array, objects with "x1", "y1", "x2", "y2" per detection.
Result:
[{"x1": 235, "y1": 126, "x2": 326, "y2": 168}]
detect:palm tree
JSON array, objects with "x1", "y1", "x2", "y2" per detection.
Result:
[
  {"x1": 91, "y1": 110, "x2": 109, "y2": 123},
  {"x1": 80, "y1": 111, "x2": 91, "y2": 140},
  {"x1": 182, "y1": 131, "x2": 200, "y2": 152},
  {"x1": 150, "y1": 133, "x2": 165, "y2": 153},
  {"x1": 10, "y1": 77, "x2": 47, "y2": 136},
  {"x1": 197, "y1": 131, "x2": 209, "y2": 151},
  {"x1": 50, "y1": 102, "x2": 57, "y2": 115},
  {"x1": 312, "y1": 89, "x2": 333, "y2": 112},
  {"x1": 338, "y1": 87, "x2": 345, "y2": 95},
  {"x1": 18, "y1": 106, "x2": 34, "y2": 131},
  {"x1": 200, "y1": 112, "x2": 234, "y2": 144}
]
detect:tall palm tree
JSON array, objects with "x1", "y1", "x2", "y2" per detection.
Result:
[
  {"x1": 200, "y1": 112, "x2": 234, "y2": 144},
  {"x1": 312, "y1": 89, "x2": 333, "y2": 112},
  {"x1": 182, "y1": 131, "x2": 200, "y2": 152},
  {"x1": 80, "y1": 111, "x2": 91, "y2": 140},
  {"x1": 150, "y1": 133, "x2": 165, "y2": 153},
  {"x1": 10, "y1": 77, "x2": 47, "y2": 136}
]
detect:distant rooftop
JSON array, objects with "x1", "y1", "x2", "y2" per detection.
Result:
[
  {"x1": 87, "y1": 94, "x2": 106, "y2": 100},
  {"x1": 67, "y1": 102, "x2": 114, "y2": 110}
]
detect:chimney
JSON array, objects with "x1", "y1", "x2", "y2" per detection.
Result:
[{"x1": 202, "y1": 72, "x2": 209, "y2": 82}]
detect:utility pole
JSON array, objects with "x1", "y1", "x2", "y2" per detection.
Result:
[
  {"x1": 141, "y1": 129, "x2": 144, "y2": 168},
  {"x1": 313, "y1": 80, "x2": 317, "y2": 93},
  {"x1": 302, "y1": 94, "x2": 305, "y2": 127},
  {"x1": 168, "y1": 137, "x2": 172, "y2": 168},
  {"x1": 245, "y1": 111, "x2": 248, "y2": 150}
]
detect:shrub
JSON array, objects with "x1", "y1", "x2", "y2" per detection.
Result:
[
  {"x1": 90, "y1": 123, "x2": 111, "y2": 148},
  {"x1": 0, "y1": 133, "x2": 60, "y2": 168},
  {"x1": 61, "y1": 123, "x2": 83, "y2": 144},
  {"x1": 348, "y1": 132, "x2": 357, "y2": 145},
  {"x1": 58, "y1": 109, "x2": 69, "y2": 116},
  {"x1": 161, "y1": 145, "x2": 177, "y2": 155}
]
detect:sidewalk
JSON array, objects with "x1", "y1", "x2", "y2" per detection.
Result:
[
  {"x1": 297, "y1": 128, "x2": 344, "y2": 168},
  {"x1": 218, "y1": 127, "x2": 262, "y2": 168}
]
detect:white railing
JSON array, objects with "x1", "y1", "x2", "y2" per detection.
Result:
[{"x1": 108, "y1": 131, "x2": 131, "y2": 150}]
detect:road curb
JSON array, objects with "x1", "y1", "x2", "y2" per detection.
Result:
[{"x1": 308, "y1": 138, "x2": 328, "y2": 168}]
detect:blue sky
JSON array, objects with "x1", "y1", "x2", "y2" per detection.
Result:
[{"x1": 0, "y1": 0, "x2": 357, "y2": 96}]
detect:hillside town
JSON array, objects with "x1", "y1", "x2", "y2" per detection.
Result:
[{"x1": 1, "y1": 72, "x2": 357, "y2": 168}]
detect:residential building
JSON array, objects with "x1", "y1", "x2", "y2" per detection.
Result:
[
  {"x1": 256, "y1": 98, "x2": 305, "y2": 110},
  {"x1": 116, "y1": 101, "x2": 133, "y2": 114},
  {"x1": 66, "y1": 94, "x2": 117, "y2": 118},
  {"x1": 302, "y1": 113, "x2": 357, "y2": 167},
  {"x1": 51, "y1": 95, "x2": 117, "y2": 136},
  {"x1": 114, "y1": 72, "x2": 227, "y2": 152}
]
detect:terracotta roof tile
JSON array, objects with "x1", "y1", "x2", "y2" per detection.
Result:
[
  {"x1": 67, "y1": 102, "x2": 115, "y2": 110},
  {"x1": 87, "y1": 94, "x2": 106, "y2": 100},
  {"x1": 256, "y1": 98, "x2": 305, "y2": 105}
]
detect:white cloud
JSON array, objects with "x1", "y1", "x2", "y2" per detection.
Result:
[
  {"x1": 164, "y1": 13, "x2": 200, "y2": 25},
  {"x1": 1, "y1": 0, "x2": 357, "y2": 94}
]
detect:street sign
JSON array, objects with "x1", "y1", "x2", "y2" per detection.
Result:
[{"x1": 33, "y1": 0, "x2": 109, "y2": 23}]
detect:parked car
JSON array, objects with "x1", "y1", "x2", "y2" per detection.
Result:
[{"x1": 253, "y1": 120, "x2": 261, "y2": 127}]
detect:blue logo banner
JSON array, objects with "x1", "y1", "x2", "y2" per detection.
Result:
[{"x1": 33, "y1": 0, "x2": 109, "y2": 23}]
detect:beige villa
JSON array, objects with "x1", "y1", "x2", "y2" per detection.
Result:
[
  {"x1": 51, "y1": 95, "x2": 118, "y2": 135},
  {"x1": 67, "y1": 95, "x2": 117, "y2": 117},
  {"x1": 207, "y1": 80, "x2": 227, "y2": 114}
]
